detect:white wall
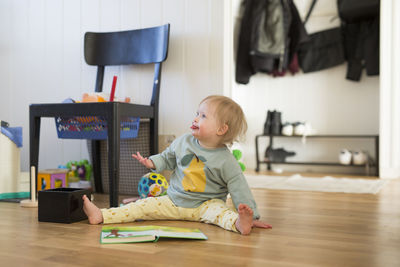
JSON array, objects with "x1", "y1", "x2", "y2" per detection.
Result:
[
  {"x1": 0, "y1": 0, "x2": 226, "y2": 172},
  {"x1": 1, "y1": 0, "x2": 396, "y2": 178},
  {"x1": 231, "y1": 0, "x2": 380, "y2": 175}
]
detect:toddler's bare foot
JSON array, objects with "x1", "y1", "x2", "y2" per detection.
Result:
[
  {"x1": 82, "y1": 195, "x2": 103, "y2": 224},
  {"x1": 235, "y1": 204, "x2": 253, "y2": 235}
]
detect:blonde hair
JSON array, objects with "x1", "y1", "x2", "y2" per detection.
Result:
[{"x1": 200, "y1": 95, "x2": 248, "y2": 145}]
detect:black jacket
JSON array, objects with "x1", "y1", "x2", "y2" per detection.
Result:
[
  {"x1": 235, "y1": 0, "x2": 307, "y2": 84},
  {"x1": 338, "y1": 0, "x2": 380, "y2": 81}
]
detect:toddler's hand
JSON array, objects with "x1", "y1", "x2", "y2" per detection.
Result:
[{"x1": 132, "y1": 152, "x2": 155, "y2": 169}]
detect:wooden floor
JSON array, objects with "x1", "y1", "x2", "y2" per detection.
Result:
[{"x1": 1, "y1": 174, "x2": 399, "y2": 267}]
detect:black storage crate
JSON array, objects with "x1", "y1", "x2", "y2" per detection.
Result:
[{"x1": 38, "y1": 188, "x2": 91, "y2": 223}]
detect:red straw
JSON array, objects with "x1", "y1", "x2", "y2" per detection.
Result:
[{"x1": 110, "y1": 76, "x2": 117, "y2": 101}]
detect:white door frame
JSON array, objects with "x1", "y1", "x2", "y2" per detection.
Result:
[{"x1": 379, "y1": 0, "x2": 400, "y2": 178}]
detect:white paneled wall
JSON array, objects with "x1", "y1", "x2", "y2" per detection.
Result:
[{"x1": 0, "y1": 0, "x2": 226, "y2": 171}]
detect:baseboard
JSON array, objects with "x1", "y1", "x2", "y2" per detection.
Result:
[{"x1": 379, "y1": 167, "x2": 400, "y2": 179}]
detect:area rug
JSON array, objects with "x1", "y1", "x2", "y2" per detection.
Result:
[{"x1": 245, "y1": 174, "x2": 388, "y2": 194}]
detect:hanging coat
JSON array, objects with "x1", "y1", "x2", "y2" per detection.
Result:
[
  {"x1": 235, "y1": 0, "x2": 307, "y2": 84},
  {"x1": 338, "y1": 0, "x2": 380, "y2": 81}
]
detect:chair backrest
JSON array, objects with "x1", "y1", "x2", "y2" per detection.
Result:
[{"x1": 83, "y1": 24, "x2": 170, "y2": 104}]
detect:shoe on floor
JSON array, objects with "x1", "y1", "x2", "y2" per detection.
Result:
[
  {"x1": 294, "y1": 122, "x2": 316, "y2": 136},
  {"x1": 339, "y1": 149, "x2": 352, "y2": 165},
  {"x1": 293, "y1": 122, "x2": 305, "y2": 135},
  {"x1": 263, "y1": 110, "x2": 272, "y2": 135},
  {"x1": 265, "y1": 147, "x2": 296, "y2": 163},
  {"x1": 353, "y1": 150, "x2": 367, "y2": 165},
  {"x1": 281, "y1": 123, "x2": 293, "y2": 136},
  {"x1": 270, "y1": 110, "x2": 282, "y2": 135}
]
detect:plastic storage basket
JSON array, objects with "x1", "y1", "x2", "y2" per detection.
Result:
[{"x1": 55, "y1": 116, "x2": 140, "y2": 140}]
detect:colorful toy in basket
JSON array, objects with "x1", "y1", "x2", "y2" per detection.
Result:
[
  {"x1": 138, "y1": 172, "x2": 169, "y2": 199},
  {"x1": 81, "y1": 93, "x2": 131, "y2": 103},
  {"x1": 81, "y1": 92, "x2": 108, "y2": 102},
  {"x1": 65, "y1": 159, "x2": 92, "y2": 181}
]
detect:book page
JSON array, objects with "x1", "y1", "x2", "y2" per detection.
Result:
[
  {"x1": 155, "y1": 226, "x2": 208, "y2": 240},
  {"x1": 100, "y1": 225, "x2": 207, "y2": 243}
]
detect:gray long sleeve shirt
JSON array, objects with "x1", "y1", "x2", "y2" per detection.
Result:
[{"x1": 149, "y1": 133, "x2": 260, "y2": 219}]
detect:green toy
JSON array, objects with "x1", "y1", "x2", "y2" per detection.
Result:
[
  {"x1": 232, "y1": 149, "x2": 246, "y2": 172},
  {"x1": 66, "y1": 159, "x2": 92, "y2": 181}
]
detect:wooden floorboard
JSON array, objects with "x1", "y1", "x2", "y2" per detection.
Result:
[{"x1": 0, "y1": 174, "x2": 399, "y2": 267}]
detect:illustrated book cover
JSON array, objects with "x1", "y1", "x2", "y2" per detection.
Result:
[{"x1": 100, "y1": 225, "x2": 208, "y2": 244}]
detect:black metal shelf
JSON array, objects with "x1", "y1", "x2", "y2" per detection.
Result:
[{"x1": 255, "y1": 134, "x2": 379, "y2": 176}]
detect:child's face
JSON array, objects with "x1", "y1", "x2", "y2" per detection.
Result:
[{"x1": 191, "y1": 101, "x2": 225, "y2": 148}]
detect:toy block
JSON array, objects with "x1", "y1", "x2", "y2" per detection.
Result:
[
  {"x1": 38, "y1": 188, "x2": 91, "y2": 223},
  {"x1": 51, "y1": 172, "x2": 67, "y2": 188},
  {"x1": 37, "y1": 173, "x2": 51, "y2": 191},
  {"x1": 37, "y1": 169, "x2": 69, "y2": 191}
]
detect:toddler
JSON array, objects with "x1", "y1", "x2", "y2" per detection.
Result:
[{"x1": 83, "y1": 95, "x2": 272, "y2": 235}]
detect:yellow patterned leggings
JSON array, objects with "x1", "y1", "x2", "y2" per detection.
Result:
[{"x1": 101, "y1": 195, "x2": 239, "y2": 232}]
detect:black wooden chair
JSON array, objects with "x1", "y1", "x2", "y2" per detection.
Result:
[{"x1": 30, "y1": 24, "x2": 170, "y2": 207}]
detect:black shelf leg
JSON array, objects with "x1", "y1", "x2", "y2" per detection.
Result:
[
  {"x1": 107, "y1": 111, "x2": 120, "y2": 207},
  {"x1": 376, "y1": 136, "x2": 379, "y2": 177},
  {"x1": 255, "y1": 135, "x2": 260, "y2": 172}
]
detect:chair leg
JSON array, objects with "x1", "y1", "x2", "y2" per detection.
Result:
[
  {"x1": 29, "y1": 113, "x2": 41, "y2": 199},
  {"x1": 150, "y1": 118, "x2": 158, "y2": 155},
  {"x1": 107, "y1": 113, "x2": 120, "y2": 207},
  {"x1": 91, "y1": 140, "x2": 103, "y2": 193}
]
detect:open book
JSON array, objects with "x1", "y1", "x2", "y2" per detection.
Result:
[{"x1": 100, "y1": 225, "x2": 208, "y2": 244}]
